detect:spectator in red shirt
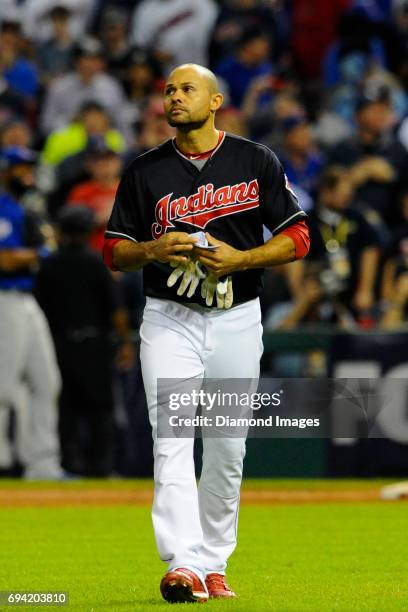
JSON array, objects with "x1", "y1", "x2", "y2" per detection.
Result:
[{"x1": 67, "y1": 140, "x2": 122, "y2": 252}]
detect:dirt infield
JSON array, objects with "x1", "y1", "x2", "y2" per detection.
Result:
[{"x1": 0, "y1": 487, "x2": 389, "y2": 507}]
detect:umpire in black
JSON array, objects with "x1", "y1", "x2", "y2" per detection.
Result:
[{"x1": 35, "y1": 206, "x2": 134, "y2": 476}]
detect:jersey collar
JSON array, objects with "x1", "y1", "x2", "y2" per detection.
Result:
[{"x1": 172, "y1": 131, "x2": 226, "y2": 163}]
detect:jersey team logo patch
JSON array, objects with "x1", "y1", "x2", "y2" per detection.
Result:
[
  {"x1": 0, "y1": 218, "x2": 13, "y2": 240},
  {"x1": 151, "y1": 179, "x2": 259, "y2": 239}
]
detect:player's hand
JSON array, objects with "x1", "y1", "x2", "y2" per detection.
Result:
[
  {"x1": 151, "y1": 232, "x2": 197, "y2": 265},
  {"x1": 195, "y1": 233, "x2": 247, "y2": 277},
  {"x1": 201, "y1": 272, "x2": 234, "y2": 309},
  {"x1": 167, "y1": 259, "x2": 206, "y2": 298}
]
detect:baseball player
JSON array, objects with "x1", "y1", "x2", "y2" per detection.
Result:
[
  {"x1": 0, "y1": 147, "x2": 62, "y2": 479},
  {"x1": 103, "y1": 64, "x2": 310, "y2": 603}
]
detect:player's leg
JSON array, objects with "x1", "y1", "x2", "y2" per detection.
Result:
[
  {"x1": 198, "y1": 299, "x2": 263, "y2": 576},
  {"x1": 0, "y1": 292, "x2": 29, "y2": 469},
  {"x1": 76, "y1": 336, "x2": 115, "y2": 477},
  {"x1": 140, "y1": 298, "x2": 206, "y2": 576},
  {"x1": 58, "y1": 368, "x2": 83, "y2": 475},
  {"x1": 0, "y1": 407, "x2": 12, "y2": 469},
  {"x1": 22, "y1": 295, "x2": 62, "y2": 479}
]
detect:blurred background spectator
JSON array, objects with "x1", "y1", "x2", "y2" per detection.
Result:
[
  {"x1": 66, "y1": 140, "x2": 122, "y2": 252},
  {"x1": 307, "y1": 166, "x2": 381, "y2": 323},
  {"x1": 1, "y1": 0, "x2": 408, "y2": 478},
  {"x1": 42, "y1": 101, "x2": 124, "y2": 167},
  {"x1": 215, "y1": 27, "x2": 273, "y2": 108},
  {"x1": 0, "y1": 19, "x2": 39, "y2": 126},
  {"x1": 98, "y1": 6, "x2": 132, "y2": 83},
  {"x1": 208, "y1": 0, "x2": 279, "y2": 69},
  {"x1": 274, "y1": 115, "x2": 324, "y2": 202},
  {"x1": 40, "y1": 36, "x2": 132, "y2": 141},
  {"x1": 35, "y1": 6, "x2": 76, "y2": 86},
  {"x1": 327, "y1": 86, "x2": 408, "y2": 228},
  {"x1": 22, "y1": 0, "x2": 95, "y2": 44},
  {"x1": 130, "y1": 0, "x2": 218, "y2": 72}
]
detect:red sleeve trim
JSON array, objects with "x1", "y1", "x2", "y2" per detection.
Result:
[
  {"x1": 280, "y1": 219, "x2": 310, "y2": 259},
  {"x1": 103, "y1": 238, "x2": 123, "y2": 271}
]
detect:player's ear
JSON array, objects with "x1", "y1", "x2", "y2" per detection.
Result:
[{"x1": 210, "y1": 93, "x2": 223, "y2": 113}]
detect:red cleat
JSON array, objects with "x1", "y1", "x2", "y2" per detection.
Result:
[
  {"x1": 205, "y1": 573, "x2": 236, "y2": 598},
  {"x1": 160, "y1": 567, "x2": 209, "y2": 603}
]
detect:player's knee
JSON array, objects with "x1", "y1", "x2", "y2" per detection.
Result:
[
  {"x1": 203, "y1": 438, "x2": 246, "y2": 466},
  {"x1": 28, "y1": 364, "x2": 61, "y2": 399}
]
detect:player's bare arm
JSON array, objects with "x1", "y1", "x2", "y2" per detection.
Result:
[
  {"x1": 112, "y1": 232, "x2": 197, "y2": 271},
  {"x1": 0, "y1": 248, "x2": 38, "y2": 271},
  {"x1": 195, "y1": 232, "x2": 296, "y2": 278}
]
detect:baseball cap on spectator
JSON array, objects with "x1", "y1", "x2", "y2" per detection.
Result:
[
  {"x1": 85, "y1": 136, "x2": 119, "y2": 158},
  {"x1": 355, "y1": 85, "x2": 391, "y2": 112},
  {"x1": 0, "y1": 146, "x2": 37, "y2": 169},
  {"x1": 57, "y1": 206, "x2": 96, "y2": 236}
]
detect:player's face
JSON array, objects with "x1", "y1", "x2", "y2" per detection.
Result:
[{"x1": 163, "y1": 68, "x2": 215, "y2": 129}]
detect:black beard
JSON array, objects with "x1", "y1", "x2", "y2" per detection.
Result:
[{"x1": 167, "y1": 116, "x2": 208, "y2": 131}]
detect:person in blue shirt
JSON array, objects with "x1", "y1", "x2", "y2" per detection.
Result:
[
  {"x1": 0, "y1": 21, "x2": 39, "y2": 98},
  {"x1": 278, "y1": 116, "x2": 324, "y2": 200},
  {"x1": 0, "y1": 146, "x2": 62, "y2": 479},
  {"x1": 215, "y1": 28, "x2": 273, "y2": 108}
]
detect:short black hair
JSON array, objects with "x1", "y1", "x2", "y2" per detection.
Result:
[
  {"x1": 79, "y1": 101, "x2": 107, "y2": 115},
  {"x1": 57, "y1": 206, "x2": 96, "y2": 238},
  {"x1": 0, "y1": 20, "x2": 21, "y2": 34},
  {"x1": 48, "y1": 6, "x2": 71, "y2": 19},
  {"x1": 237, "y1": 27, "x2": 270, "y2": 49},
  {"x1": 319, "y1": 166, "x2": 348, "y2": 191}
]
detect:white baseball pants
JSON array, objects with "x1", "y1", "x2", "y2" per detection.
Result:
[
  {"x1": 140, "y1": 297, "x2": 263, "y2": 579},
  {"x1": 0, "y1": 292, "x2": 62, "y2": 479}
]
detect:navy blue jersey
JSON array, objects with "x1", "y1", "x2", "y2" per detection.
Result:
[{"x1": 106, "y1": 133, "x2": 306, "y2": 305}]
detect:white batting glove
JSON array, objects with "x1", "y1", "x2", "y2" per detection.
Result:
[
  {"x1": 201, "y1": 272, "x2": 234, "y2": 309},
  {"x1": 167, "y1": 259, "x2": 206, "y2": 298}
]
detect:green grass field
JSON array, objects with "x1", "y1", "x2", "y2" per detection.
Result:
[{"x1": 0, "y1": 480, "x2": 407, "y2": 611}]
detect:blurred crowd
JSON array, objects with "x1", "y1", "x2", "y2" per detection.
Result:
[{"x1": 1, "y1": 0, "x2": 408, "y2": 477}]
